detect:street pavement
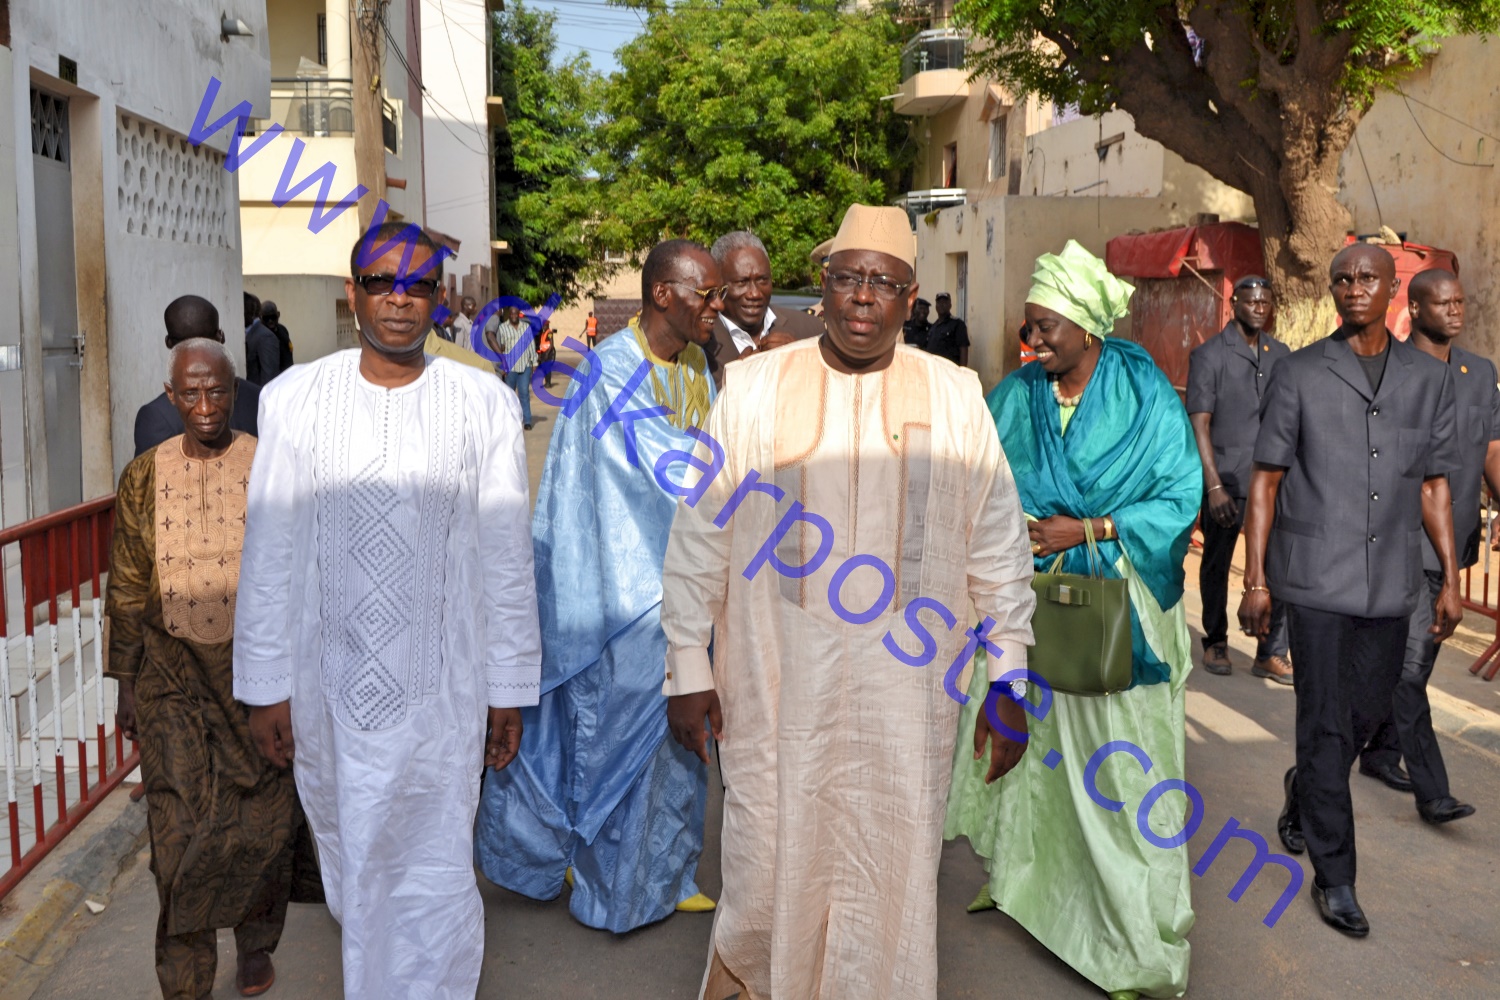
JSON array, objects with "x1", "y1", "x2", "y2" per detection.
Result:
[{"x1": 20, "y1": 353, "x2": 1500, "y2": 999}]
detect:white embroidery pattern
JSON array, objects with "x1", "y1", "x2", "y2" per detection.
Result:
[{"x1": 315, "y1": 356, "x2": 462, "y2": 731}]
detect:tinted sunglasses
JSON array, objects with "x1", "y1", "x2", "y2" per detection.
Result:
[{"x1": 354, "y1": 273, "x2": 441, "y2": 298}]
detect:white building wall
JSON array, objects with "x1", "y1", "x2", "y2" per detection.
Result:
[
  {"x1": 1338, "y1": 35, "x2": 1500, "y2": 362},
  {"x1": 420, "y1": 0, "x2": 491, "y2": 277},
  {"x1": 3, "y1": 0, "x2": 270, "y2": 519},
  {"x1": 0, "y1": 42, "x2": 24, "y2": 531}
]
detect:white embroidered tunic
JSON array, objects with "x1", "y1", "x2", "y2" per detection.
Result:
[{"x1": 233, "y1": 350, "x2": 541, "y2": 999}]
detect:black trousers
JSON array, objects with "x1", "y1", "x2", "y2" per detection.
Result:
[
  {"x1": 1359, "y1": 570, "x2": 1451, "y2": 804},
  {"x1": 1286, "y1": 603, "x2": 1408, "y2": 888},
  {"x1": 1199, "y1": 498, "x2": 1289, "y2": 656}
]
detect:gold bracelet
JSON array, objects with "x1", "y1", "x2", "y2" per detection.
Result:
[{"x1": 1243, "y1": 585, "x2": 1270, "y2": 594}]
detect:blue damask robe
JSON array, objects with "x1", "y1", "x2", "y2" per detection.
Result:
[{"x1": 474, "y1": 329, "x2": 714, "y2": 932}]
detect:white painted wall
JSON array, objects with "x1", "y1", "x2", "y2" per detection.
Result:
[
  {"x1": 245, "y1": 272, "x2": 348, "y2": 361},
  {"x1": 420, "y1": 0, "x2": 491, "y2": 277},
  {"x1": 0, "y1": 43, "x2": 25, "y2": 531},
  {"x1": 5, "y1": 0, "x2": 270, "y2": 517},
  {"x1": 1338, "y1": 35, "x2": 1500, "y2": 363},
  {"x1": 1021, "y1": 108, "x2": 1255, "y2": 223}
]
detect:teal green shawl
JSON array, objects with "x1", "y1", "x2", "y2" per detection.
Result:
[{"x1": 988, "y1": 338, "x2": 1201, "y2": 686}]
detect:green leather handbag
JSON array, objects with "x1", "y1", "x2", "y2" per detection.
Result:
[{"x1": 1028, "y1": 517, "x2": 1134, "y2": 696}]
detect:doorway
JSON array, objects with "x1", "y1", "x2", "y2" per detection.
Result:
[
  {"x1": 953, "y1": 252, "x2": 968, "y2": 321},
  {"x1": 31, "y1": 86, "x2": 83, "y2": 511}
]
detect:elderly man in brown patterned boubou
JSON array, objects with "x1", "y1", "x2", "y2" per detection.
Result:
[{"x1": 107, "y1": 338, "x2": 315, "y2": 999}]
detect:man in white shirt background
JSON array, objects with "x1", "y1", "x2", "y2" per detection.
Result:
[{"x1": 703, "y1": 230, "x2": 823, "y2": 388}]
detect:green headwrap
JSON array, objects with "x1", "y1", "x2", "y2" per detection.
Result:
[{"x1": 1025, "y1": 239, "x2": 1134, "y2": 337}]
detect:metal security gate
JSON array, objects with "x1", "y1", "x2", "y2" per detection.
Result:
[{"x1": 31, "y1": 87, "x2": 83, "y2": 513}]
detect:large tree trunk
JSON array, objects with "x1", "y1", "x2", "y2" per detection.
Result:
[
  {"x1": 1239, "y1": 107, "x2": 1354, "y2": 347},
  {"x1": 1076, "y1": 2, "x2": 1370, "y2": 346}
]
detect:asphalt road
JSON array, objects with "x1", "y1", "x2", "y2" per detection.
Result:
[{"x1": 22, "y1": 357, "x2": 1500, "y2": 999}]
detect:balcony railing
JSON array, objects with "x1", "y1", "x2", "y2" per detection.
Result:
[
  {"x1": 894, "y1": 187, "x2": 967, "y2": 227},
  {"x1": 901, "y1": 29, "x2": 967, "y2": 81},
  {"x1": 247, "y1": 77, "x2": 354, "y2": 137}
]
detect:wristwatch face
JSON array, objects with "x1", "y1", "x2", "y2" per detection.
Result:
[{"x1": 1009, "y1": 678, "x2": 1028, "y2": 700}]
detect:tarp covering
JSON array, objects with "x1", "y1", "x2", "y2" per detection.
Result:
[{"x1": 1105, "y1": 223, "x2": 1264, "y2": 282}]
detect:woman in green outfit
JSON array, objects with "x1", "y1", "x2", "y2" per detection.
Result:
[{"x1": 946, "y1": 241, "x2": 1201, "y2": 999}]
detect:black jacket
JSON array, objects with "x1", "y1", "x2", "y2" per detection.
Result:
[
  {"x1": 1255, "y1": 333, "x2": 1459, "y2": 618},
  {"x1": 704, "y1": 309, "x2": 824, "y2": 388},
  {"x1": 1184, "y1": 322, "x2": 1291, "y2": 498},
  {"x1": 245, "y1": 320, "x2": 281, "y2": 386},
  {"x1": 269, "y1": 321, "x2": 294, "y2": 372}
]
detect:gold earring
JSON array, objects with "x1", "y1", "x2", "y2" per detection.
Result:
[{"x1": 1085, "y1": 333, "x2": 1094, "y2": 347}]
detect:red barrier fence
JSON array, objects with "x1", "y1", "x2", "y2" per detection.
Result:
[
  {"x1": 0, "y1": 495, "x2": 137, "y2": 901},
  {"x1": 1465, "y1": 496, "x2": 1500, "y2": 681}
]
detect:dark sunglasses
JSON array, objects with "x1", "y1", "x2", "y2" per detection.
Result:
[
  {"x1": 354, "y1": 273, "x2": 441, "y2": 298},
  {"x1": 1235, "y1": 278, "x2": 1272, "y2": 291}
]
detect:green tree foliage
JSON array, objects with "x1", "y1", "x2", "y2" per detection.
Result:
[
  {"x1": 491, "y1": 1, "x2": 603, "y2": 304},
  {"x1": 958, "y1": 0, "x2": 1500, "y2": 318},
  {"x1": 583, "y1": 0, "x2": 916, "y2": 288}
]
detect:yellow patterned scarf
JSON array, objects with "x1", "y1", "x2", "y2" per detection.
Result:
[{"x1": 628, "y1": 316, "x2": 713, "y2": 430}]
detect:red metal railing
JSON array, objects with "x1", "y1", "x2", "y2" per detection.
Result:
[
  {"x1": 1, "y1": 495, "x2": 137, "y2": 901},
  {"x1": 1465, "y1": 495, "x2": 1500, "y2": 680}
]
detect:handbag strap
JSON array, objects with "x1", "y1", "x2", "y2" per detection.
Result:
[
  {"x1": 1081, "y1": 516, "x2": 1105, "y2": 579},
  {"x1": 1039, "y1": 519, "x2": 1107, "y2": 578}
]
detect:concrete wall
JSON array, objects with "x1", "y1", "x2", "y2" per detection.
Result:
[
  {"x1": 239, "y1": 132, "x2": 361, "y2": 275},
  {"x1": 240, "y1": 1, "x2": 429, "y2": 364},
  {"x1": 245, "y1": 272, "x2": 347, "y2": 361},
  {"x1": 0, "y1": 42, "x2": 23, "y2": 531},
  {"x1": 910, "y1": 84, "x2": 1046, "y2": 200},
  {"x1": 421, "y1": 0, "x2": 491, "y2": 278},
  {"x1": 6, "y1": 0, "x2": 270, "y2": 516},
  {"x1": 1338, "y1": 34, "x2": 1500, "y2": 362},
  {"x1": 1021, "y1": 109, "x2": 1257, "y2": 224},
  {"x1": 915, "y1": 195, "x2": 1242, "y2": 394},
  {"x1": 266, "y1": 0, "x2": 322, "y2": 77},
  {"x1": 549, "y1": 266, "x2": 644, "y2": 342}
]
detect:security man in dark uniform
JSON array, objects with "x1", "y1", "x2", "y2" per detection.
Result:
[
  {"x1": 924, "y1": 292, "x2": 969, "y2": 366},
  {"x1": 1186, "y1": 276, "x2": 1292, "y2": 681},
  {"x1": 903, "y1": 297, "x2": 931, "y2": 348},
  {"x1": 1358, "y1": 269, "x2": 1492, "y2": 823},
  {"x1": 1238, "y1": 243, "x2": 1462, "y2": 938}
]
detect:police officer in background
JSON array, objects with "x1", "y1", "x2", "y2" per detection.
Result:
[
  {"x1": 924, "y1": 292, "x2": 969, "y2": 366},
  {"x1": 1187, "y1": 276, "x2": 1292, "y2": 682},
  {"x1": 1239, "y1": 244, "x2": 1462, "y2": 938},
  {"x1": 903, "y1": 297, "x2": 931, "y2": 349},
  {"x1": 1357, "y1": 269, "x2": 1490, "y2": 825}
]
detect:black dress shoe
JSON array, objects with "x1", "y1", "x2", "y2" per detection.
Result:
[
  {"x1": 1358, "y1": 760, "x2": 1414, "y2": 793},
  {"x1": 1417, "y1": 797, "x2": 1476, "y2": 825},
  {"x1": 1278, "y1": 766, "x2": 1304, "y2": 854},
  {"x1": 1311, "y1": 884, "x2": 1369, "y2": 937}
]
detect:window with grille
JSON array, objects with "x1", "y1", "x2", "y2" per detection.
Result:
[
  {"x1": 31, "y1": 88, "x2": 69, "y2": 164},
  {"x1": 988, "y1": 114, "x2": 1007, "y2": 183}
]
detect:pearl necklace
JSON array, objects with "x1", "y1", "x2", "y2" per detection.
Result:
[{"x1": 1051, "y1": 378, "x2": 1083, "y2": 407}]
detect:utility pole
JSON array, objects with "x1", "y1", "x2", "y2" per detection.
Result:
[{"x1": 351, "y1": 0, "x2": 389, "y2": 232}]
